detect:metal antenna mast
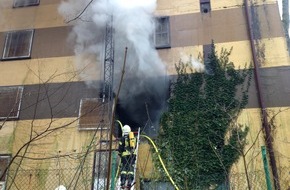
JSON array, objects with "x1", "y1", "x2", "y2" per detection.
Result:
[
  {"x1": 102, "y1": 14, "x2": 114, "y2": 103},
  {"x1": 93, "y1": 12, "x2": 115, "y2": 190}
]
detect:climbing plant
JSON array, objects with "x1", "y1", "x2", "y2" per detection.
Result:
[{"x1": 156, "y1": 43, "x2": 252, "y2": 189}]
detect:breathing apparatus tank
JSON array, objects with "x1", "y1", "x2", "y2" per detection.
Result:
[{"x1": 129, "y1": 131, "x2": 135, "y2": 148}]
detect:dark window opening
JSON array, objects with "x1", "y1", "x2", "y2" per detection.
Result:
[
  {"x1": 2, "y1": 29, "x2": 34, "y2": 60},
  {"x1": 13, "y1": 0, "x2": 40, "y2": 8},
  {"x1": 0, "y1": 86, "x2": 23, "y2": 120},
  {"x1": 155, "y1": 16, "x2": 171, "y2": 49}
]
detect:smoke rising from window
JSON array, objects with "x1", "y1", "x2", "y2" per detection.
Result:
[{"x1": 58, "y1": 0, "x2": 169, "y2": 131}]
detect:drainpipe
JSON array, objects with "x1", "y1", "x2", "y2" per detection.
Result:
[{"x1": 244, "y1": 0, "x2": 280, "y2": 189}]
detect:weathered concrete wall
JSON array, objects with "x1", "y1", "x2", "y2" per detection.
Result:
[
  {"x1": 0, "y1": 0, "x2": 65, "y2": 32},
  {"x1": 0, "y1": 0, "x2": 289, "y2": 189}
]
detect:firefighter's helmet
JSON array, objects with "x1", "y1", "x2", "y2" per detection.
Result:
[{"x1": 123, "y1": 125, "x2": 131, "y2": 136}]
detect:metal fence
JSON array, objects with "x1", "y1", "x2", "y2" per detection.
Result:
[
  {"x1": 140, "y1": 167, "x2": 290, "y2": 190},
  {"x1": 6, "y1": 167, "x2": 93, "y2": 190},
  {"x1": 4, "y1": 166, "x2": 290, "y2": 190}
]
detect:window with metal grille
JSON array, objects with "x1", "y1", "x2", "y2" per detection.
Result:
[
  {"x1": 2, "y1": 29, "x2": 34, "y2": 60},
  {"x1": 0, "y1": 155, "x2": 11, "y2": 188},
  {"x1": 0, "y1": 86, "x2": 23, "y2": 120},
  {"x1": 78, "y1": 98, "x2": 110, "y2": 130},
  {"x1": 155, "y1": 17, "x2": 170, "y2": 49},
  {"x1": 13, "y1": 0, "x2": 40, "y2": 8},
  {"x1": 200, "y1": 0, "x2": 211, "y2": 13}
]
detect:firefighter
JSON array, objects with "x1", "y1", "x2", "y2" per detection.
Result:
[{"x1": 118, "y1": 125, "x2": 136, "y2": 188}]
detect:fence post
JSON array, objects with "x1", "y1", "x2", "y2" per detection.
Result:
[
  {"x1": 110, "y1": 151, "x2": 117, "y2": 190},
  {"x1": 261, "y1": 146, "x2": 273, "y2": 190}
]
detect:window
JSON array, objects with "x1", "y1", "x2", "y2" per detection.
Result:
[
  {"x1": 2, "y1": 29, "x2": 34, "y2": 60},
  {"x1": 203, "y1": 44, "x2": 214, "y2": 75},
  {"x1": 13, "y1": 0, "x2": 40, "y2": 8},
  {"x1": 203, "y1": 44, "x2": 212, "y2": 63},
  {"x1": 0, "y1": 86, "x2": 23, "y2": 120},
  {"x1": 78, "y1": 98, "x2": 110, "y2": 130},
  {"x1": 200, "y1": 0, "x2": 211, "y2": 13},
  {"x1": 0, "y1": 155, "x2": 11, "y2": 190},
  {"x1": 155, "y1": 17, "x2": 170, "y2": 49}
]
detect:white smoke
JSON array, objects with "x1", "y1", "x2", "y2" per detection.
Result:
[
  {"x1": 180, "y1": 53, "x2": 205, "y2": 73},
  {"x1": 59, "y1": 0, "x2": 168, "y2": 128}
]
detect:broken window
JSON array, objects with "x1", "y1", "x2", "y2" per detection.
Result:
[
  {"x1": 78, "y1": 98, "x2": 110, "y2": 130},
  {"x1": 2, "y1": 30, "x2": 34, "y2": 60},
  {"x1": 0, "y1": 86, "x2": 23, "y2": 120},
  {"x1": 200, "y1": 0, "x2": 211, "y2": 13},
  {"x1": 155, "y1": 16, "x2": 171, "y2": 49},
  {"x1": 0, "y1": 155, "x2": 11, "y2": 189},
  {"x1": 13, "y1": 0, "x2": 40, "y2": 8}
]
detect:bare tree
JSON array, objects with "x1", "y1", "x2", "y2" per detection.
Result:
[{"x1": 0, "y1": 65, "x2": 107, "y2": 190}]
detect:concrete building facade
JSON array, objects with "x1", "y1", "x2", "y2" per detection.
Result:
[{"x1": 0, "y1": 0, "x2": 289, "y2": 189}]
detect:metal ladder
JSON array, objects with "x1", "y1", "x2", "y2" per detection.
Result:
[{"x1": 115, "y1": 128, "x2": 140, "y2": 190}]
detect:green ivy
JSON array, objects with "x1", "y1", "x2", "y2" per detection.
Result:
[{"x1": 156, "y1": 43, "x2": 252, "y2": 189}]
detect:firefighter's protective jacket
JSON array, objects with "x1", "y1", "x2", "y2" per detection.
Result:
[{"x1": 118, "y1": 132, "x2": 136, "y2": 157}]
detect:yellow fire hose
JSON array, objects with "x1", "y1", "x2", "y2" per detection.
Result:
[
  {"x1": 141, "y1": 135, "x2": 180, "y2": 190},
  {"x1": 115, "y1": 120, "x2": 179, "y2": 190}
]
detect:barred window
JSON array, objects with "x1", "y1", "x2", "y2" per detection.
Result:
[
  {"x1": 0, "y1": 86, "x2": 23, "y2": 120},
  {"x1": 200, "y1": 0, "x2": 211, "y2": 13},
  {"x1": 78, "y1": 98, "x2": 110, "y2": 130},
  {"x1": 2, "y1": 30, "x2": 34, "y2": 60},
  {"x1": 155, "y1": 17, "x2": 170, "y2": 49},
  {"x1": 13, "y1": 0, "x2": 40, "y2": 8},
  {"x1": 0, "y1": 155, "x2": 11, "y2": 189}
]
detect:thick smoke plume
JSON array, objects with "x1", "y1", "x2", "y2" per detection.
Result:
[{"x1": 59, "y1": 0, "x2": 169, "y2": 133}]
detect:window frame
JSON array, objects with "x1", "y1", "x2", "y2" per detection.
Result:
[
  {"x1": 0, "y1": 86, "x2": 24, "y2": 120},
  {"x1": 2, "y1": 29, "x2": 34, "y2": 61},
  {"x1": 77, "y1": 98, "x2": 110, "y2": 130},
  {"x1": 13, "y1": 0, "x2": 40, "y2": 8},
  {"x1": 154, "y1": 16, "x2": 171, "y2": 49},
  {"x1": 0, "y1": 154, "x2": 11, "y2": 189}
]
